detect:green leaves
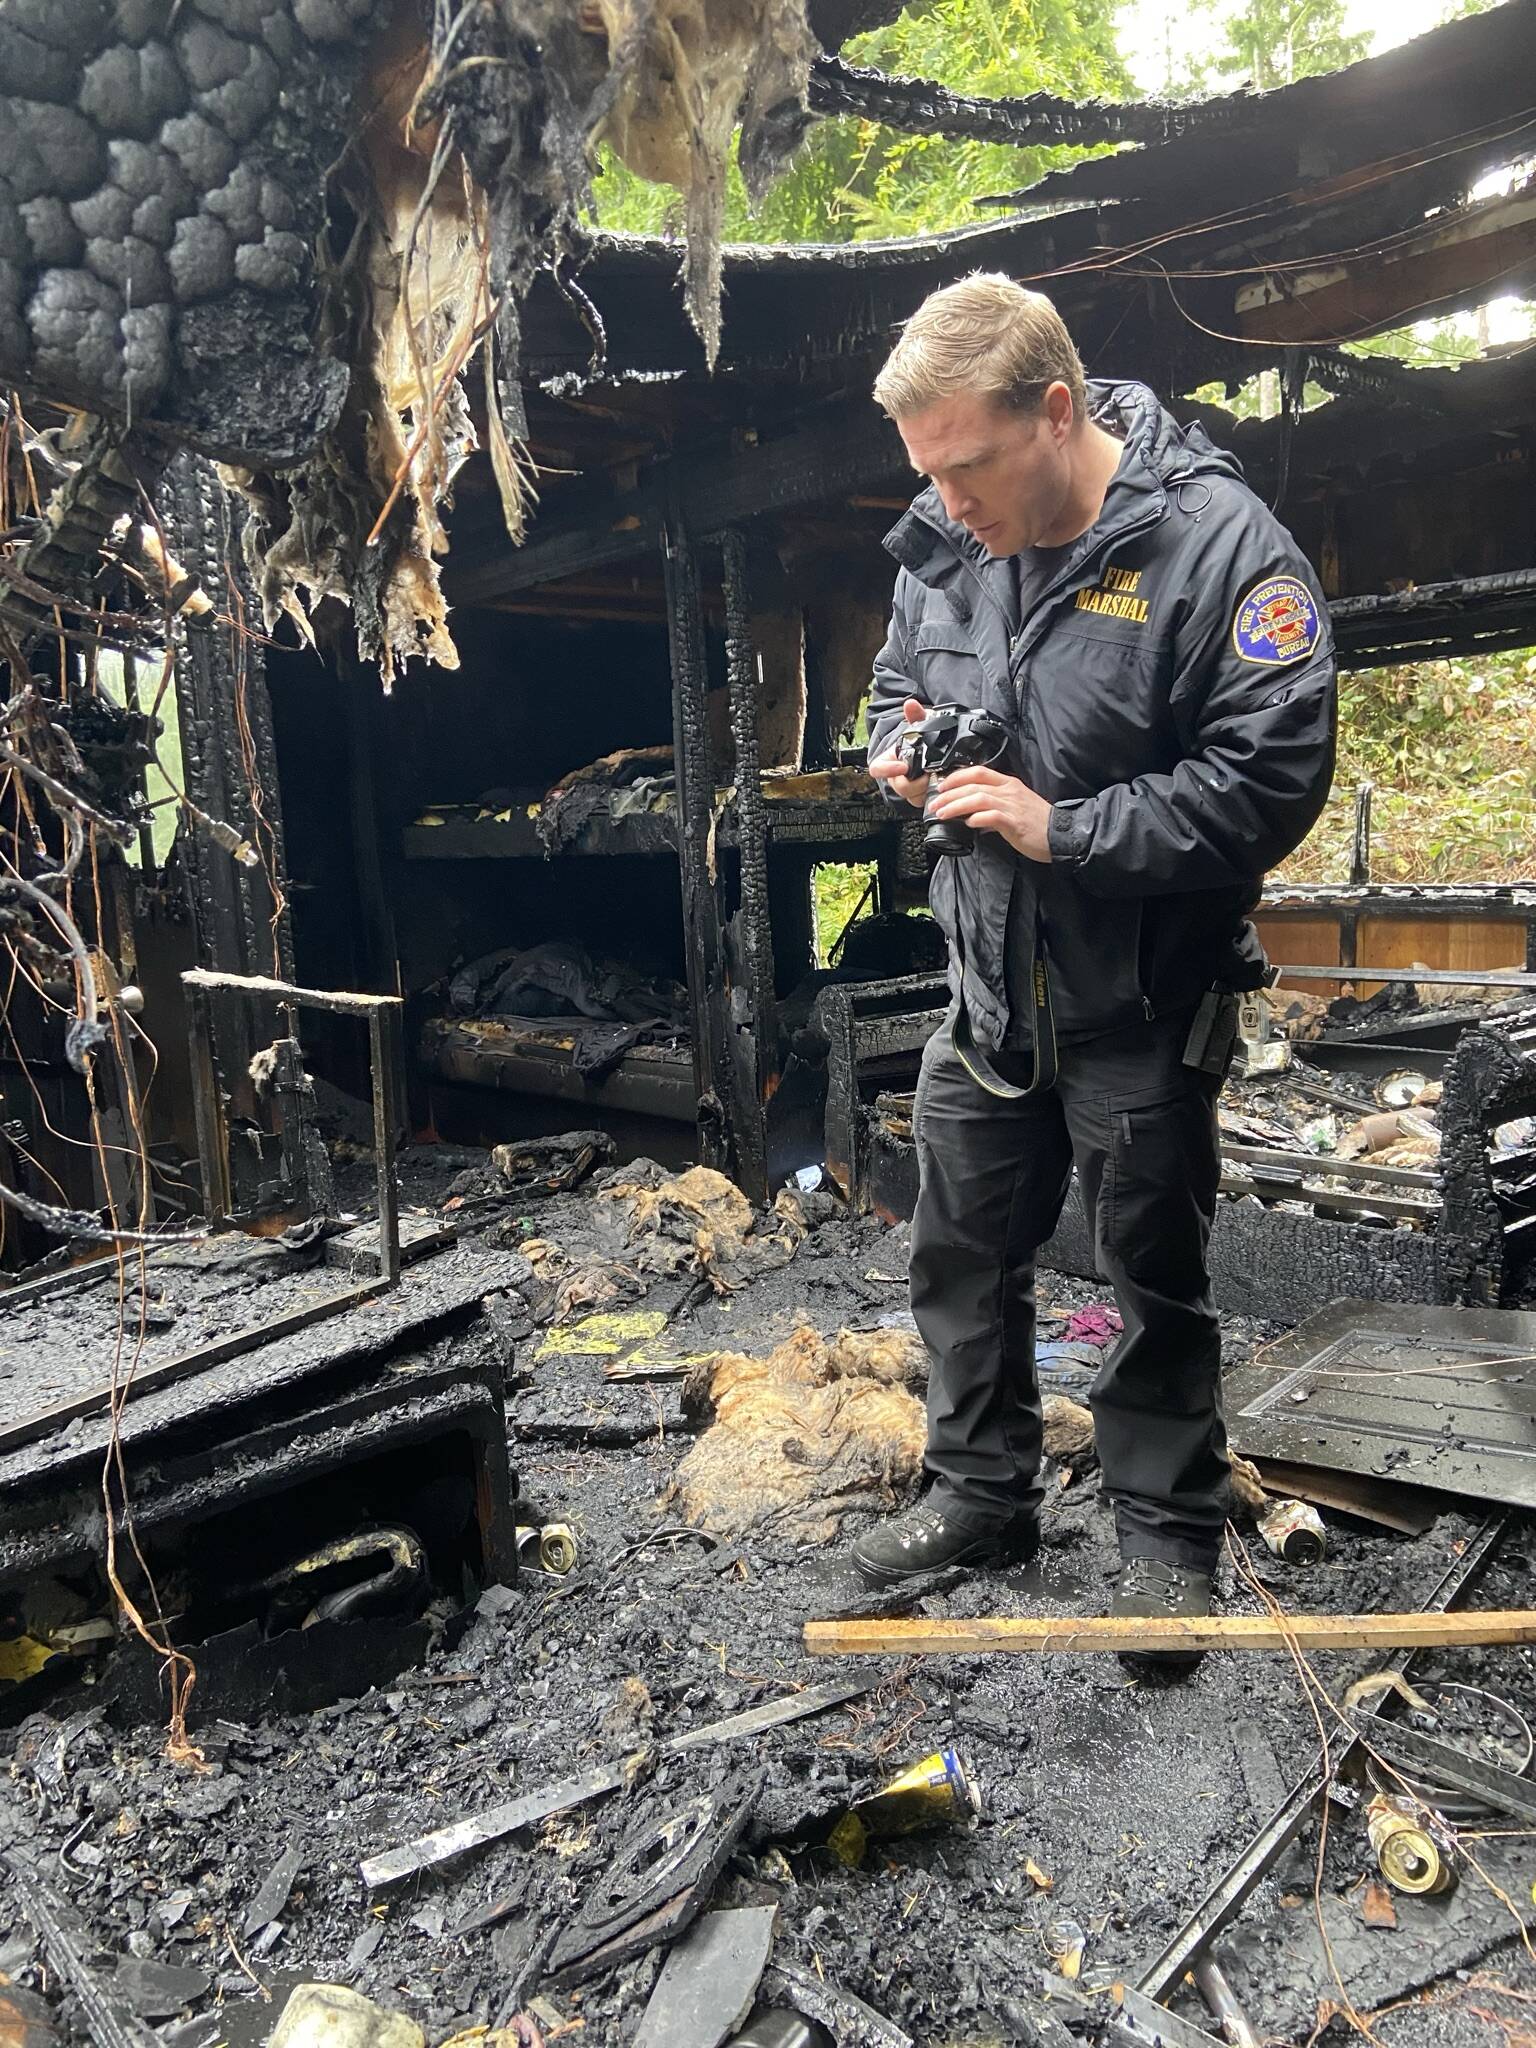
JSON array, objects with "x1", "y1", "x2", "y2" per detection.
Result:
[
  {"x1": 591, "y1": 0, "x2": 1129, "y2": 245},
  {"x1": 1278, "y1": 650, "x2": 1536, "y2": 886},
  {"x1": 1186, "y1": 0, "x2": 1369, "y2": 92}
]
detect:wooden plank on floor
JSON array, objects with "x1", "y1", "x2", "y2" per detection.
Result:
[
  {"x1": 1248, "y1": 1457, "x2": 1446, "y2": 1535},
  {"x1": 803, "y1": 1609, "x2": 1536, "y2": 1657}
]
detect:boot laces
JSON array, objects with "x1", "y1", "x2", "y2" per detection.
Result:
[
  {"x1": 1120, "y1": 1556, "x2": 1189, "y2": 1609},
  {"x1": 898, "y1": 1504, "x2": 950, "y2": 1551}
]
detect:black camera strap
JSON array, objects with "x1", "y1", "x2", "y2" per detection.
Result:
[{"x1": 951, "y1": 913, "x2": 1059, "y2": 1100}]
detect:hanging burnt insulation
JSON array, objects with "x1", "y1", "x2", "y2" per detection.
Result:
[
  {"x1": 0, "y1": 0, "x2": 829, "y2": 681},
  {"x1": 593, "y1": 0, "x2": 819, "y2": 366},
  {"x1": 226, "y1": 0, "x2": 824, "y2": 678}
]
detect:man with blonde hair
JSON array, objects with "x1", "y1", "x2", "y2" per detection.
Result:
[{"x1": 854, "y1": 273, "x2": 1335, "y2": 1671}]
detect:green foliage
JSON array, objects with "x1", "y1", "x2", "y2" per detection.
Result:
[
  {"x1": 813, "y1": 861, "x2": 879, "y2": 965},
  {"x1": 1277, "y1": 648, "x2": 1536, "y2": 885},
  {"x1": 1187, "y1": 0, "x2": 1369, "y2": 91},
  {"x1": 591, "y1": 0, "x2": 1130, "y2": 245},
  {"x1": 96, "y1": 650, "x2": 181, "y2": 870},
  {"x1": 1346, "y1": 320, "x2": 1479, "y2": 369}
]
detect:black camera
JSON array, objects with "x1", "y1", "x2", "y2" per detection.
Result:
[{"x1": 897, "y1": 703, "x2": 1012, "y2": 856}]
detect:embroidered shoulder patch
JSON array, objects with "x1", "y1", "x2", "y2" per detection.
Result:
[{"x1": 1233, "y1": 575, "x2": 1321, "y2": 665}]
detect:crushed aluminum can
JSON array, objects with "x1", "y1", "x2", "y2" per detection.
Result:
[
  {"x1": 538, "y1": 1524, "x2": 578, "y2": 1575},
  {"x1": 1367, "y1": 1793, "x2": 1457, "y2": 1895},
  {"x1": 826, "y1": 1747, "x2": 981, "y2": 1866},
  {"x1": 1258, "y1": 1498, "x2": 1327, "y2": 1565},
  {"x1": 1044, "y1": 1916, "x2": 1087, "y2": 1980},
  {"x1": 855, "y1": 1746, "x2": 981, "y2": 1839},
  {"x1": 516, "y1": 1523, "x2": 579, "y2": 1575}
]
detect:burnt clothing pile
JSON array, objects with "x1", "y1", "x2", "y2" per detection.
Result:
[
  {"x1": 533, "y1": 747, "x2": 677, "y2": 855},
  {"x1": 447, "y1": 941, "x2": 689, "y2": 1079}
]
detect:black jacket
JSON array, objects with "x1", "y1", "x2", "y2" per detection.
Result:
[{"x1": 867, "y1": 379, "x2": 1338, "y2": 1047}]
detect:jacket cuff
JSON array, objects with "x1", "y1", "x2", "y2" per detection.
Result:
[
  {"x1": 867, "y1": 727, "x2": 912, "y2": 810},
  {"x1": 1048, "y1": 797, "x2": 1093, "y2": 868}
]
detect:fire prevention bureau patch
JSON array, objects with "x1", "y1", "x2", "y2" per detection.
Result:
[{"x1": 1232, "y1": 576, "x2": 1321, "y2": 665}]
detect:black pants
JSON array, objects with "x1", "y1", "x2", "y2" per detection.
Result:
[{"x1": 908, "y1": 1005, "x2": 1229, "y2": 1569}]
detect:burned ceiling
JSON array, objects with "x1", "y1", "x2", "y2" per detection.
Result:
[
  {"x1": 5, "y1": 0, "x2": 1535, "y2": 679},
  {"x1": 0, "y1": 0, "x2": 881, "y2": 677}
]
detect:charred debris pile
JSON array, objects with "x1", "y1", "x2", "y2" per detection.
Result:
[
  {"x1": 0, "y1": 4, "x2": 1536, "y2": 2046},
  {"x1": 1, "y1": 1117, "x2": 1536, "y2": 2048}
]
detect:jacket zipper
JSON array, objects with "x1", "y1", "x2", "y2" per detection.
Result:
[
  {"x1": 911, "y1": 494, "x2": 1168, "y2": 1038},
  {"x1": 1009, "y1": 501, "x2": 1166, "y2": 680},
  {"x1": 909, "y1": 502, "x2": 1164, "y2": 731}
]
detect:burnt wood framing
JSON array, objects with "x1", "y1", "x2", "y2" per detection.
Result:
[
  {"x1": 450, "y1": 400, "x2": 909, "y2": 607},
  {"x1": 663, "y1": 511, "x2": 731, "y2": 1174},
  {"x1": 808, "y1": 56, "x2": 1217, "y2": 149},
  {"x1": 1234, "y1": 187, "x2": 1536, "y2": 348},
  {"x1": 1331, "y1": 570, "x2": 1536, "y2": 668},
  {"x1": 451, "y1": 339, "x2": 1536, "y2": 644},
  {"x1": 721, "y1": 529, "x2": 779, "y2": 1206},
  {"x1": 507, "y1": 5, "x2": 1536, "y2": 404},
  {"x1": 1019, "y1": 3, "x2": 1536, "y2": 213},
  {"x1": 167, "y1": 458, "x2": 294, "y2": 995},
  {"x1": 164, "y1": 457, "x2": 302, "y2": 1219},
  {"x1": 452, "y1": 31, "x2": 1536, "y2": 658},
  {"x1": 406, "y1": 6, "x2": 1536, "y2": 1191}
]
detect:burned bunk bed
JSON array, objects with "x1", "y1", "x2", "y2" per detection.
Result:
[{"x1": 384, "y1": 363, "x2": 941, "y2": 1202}]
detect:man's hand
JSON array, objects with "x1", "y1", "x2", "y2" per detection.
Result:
[
  {"x1": 928, "y1": 766, "x2": 1054, "y2": 862},
  {"x1": 867, "y1": 698, "x2": 931, "y2": 808}
]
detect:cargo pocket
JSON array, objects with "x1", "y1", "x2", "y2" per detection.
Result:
[{"x1": 1103, "y1": 1070, "x2": 1221, "y2": 1288}]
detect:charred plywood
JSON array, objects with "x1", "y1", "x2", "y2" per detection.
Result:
[
  {"x1": 1195, "y1": 353, "x2": 1536, "y2": 612},
  {"x1": 0, "y1": 1240, "x2": 517, "y2": 1722}
]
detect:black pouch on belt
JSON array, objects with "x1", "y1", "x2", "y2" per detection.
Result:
[{"x1": 1183, "y1": 987, "x2": 1239, "y2": 1075}]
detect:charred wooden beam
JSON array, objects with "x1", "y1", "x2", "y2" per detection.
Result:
[
  {"x1": 1021, "y1": 4, "x2": 1536, "y2": 211},
  {"x1": 664, "y1": 510, "x2": 730, "y2": 1172},
  {"x1": 722, "y1": 529, "x2": 778, "y2": 1206},
  {"x1": 1331, "y1": 567, "x2": 1536, "y2": 667},
  {"x1": 450, "y1": 403, "x2": 908, "y2": 607},
  {"x1": 164, "y1": 456, "x2": 298, "y2": 1210},
  {"x1": 1301, "y1": 347, "x2": 1457, "y2": 411},
  {"x1": 1235, "y1": 187, "x2": 1536, "y2": 346},
  {"x1": 808, "y1": 56, "x2": 1214, "y2": 148}
]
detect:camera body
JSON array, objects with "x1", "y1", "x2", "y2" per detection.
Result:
[{"x1": 897, "y1": 703, "x2": 1012, "y2": 857}]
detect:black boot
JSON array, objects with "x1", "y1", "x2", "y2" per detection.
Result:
[
  {"x1": 1109, "y1": 1555, "x2": 1213, "y2": 1676},
  {"x1": 851, "y1": 1501, "x2": 1039, "y2": 1588}
]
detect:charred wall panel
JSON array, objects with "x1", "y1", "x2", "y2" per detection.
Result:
[
  {"x1": 1041, "y1": 1187, "x2": 1443, "y2": 1327},
  {"x1": 392, "y1": 858, "x2": 691, "y2": 997},
  {"x1": 1317, "y1": 454, "x2": 1536, "y2": 601},
  {"x1": 383, "y1": 612, "x2": 675, "y2": 805}
]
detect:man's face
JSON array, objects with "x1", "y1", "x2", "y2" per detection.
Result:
[{"x1": 896, "y1": 385, "x2": 1075, "y2": 557}]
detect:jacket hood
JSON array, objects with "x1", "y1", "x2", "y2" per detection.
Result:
[{"x1": 886, "y1": 378, "x2": 1244, "y2": 578}]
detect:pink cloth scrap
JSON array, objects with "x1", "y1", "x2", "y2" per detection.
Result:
[{"x1": 1063, "y1": 1305, "x2": 1122, "y2": 1347}]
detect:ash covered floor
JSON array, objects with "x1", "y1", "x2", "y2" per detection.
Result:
[{"x1": 1, "y1": 1147, "x2": 1534, "y2": 2048}]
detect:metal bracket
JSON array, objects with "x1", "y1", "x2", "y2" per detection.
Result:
[
  {"x1": 1113, "y1": 1988, "x2": 1227, "y2": 2048},
  {"x1": 1354, "y1": 1711, "x2": 1536, "y2": 1825},
  {"x1": 182, "y1": 969, "x2": 403, "y2": 1281}
]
